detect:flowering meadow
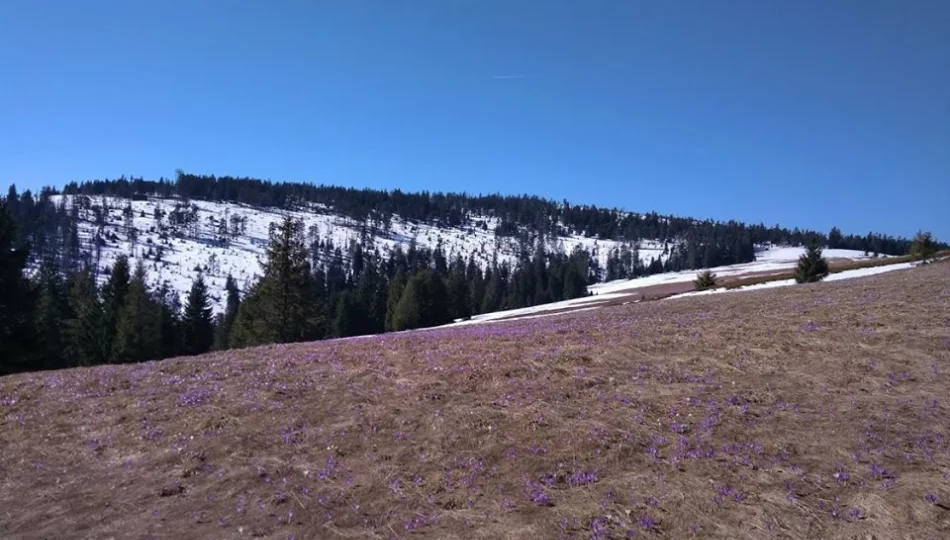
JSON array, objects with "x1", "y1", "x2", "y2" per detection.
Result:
[{"x1": 1, "y1": 262, "x2": 948, "y2": 539}]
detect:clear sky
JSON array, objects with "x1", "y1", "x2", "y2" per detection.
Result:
[{"x1": 1, "y1": 1, "x2": 947, "y2": 239}]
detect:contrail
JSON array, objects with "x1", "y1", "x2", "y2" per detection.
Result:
[{"x1": 492, "y1": 74, "x2": 531, "y2": 79}]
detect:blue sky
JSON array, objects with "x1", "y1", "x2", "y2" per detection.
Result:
[{"x1": 1, "y1": 1, "x2": 947, "y2": 239}]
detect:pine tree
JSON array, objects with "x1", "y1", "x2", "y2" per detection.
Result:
[
  {"x1": 466, "y1": 256, "x2": 485, "y2": 315},
  {"x1": 562, "y1": 250, "x2": 589, "y2": 300},
  {"x1": 156, "y1": 282, "x2": 183, "y2": 358},
  {"x1": 229, "y1": 283, "x2": 269, "y2": 348},
  {"x1": 213, "y1": 274, "x2": 241, "y2": 350},
  {"x1": 368, "y1": 262, "x2": 389, "y2": 333},
  {"x1": 693, "y1": 270, "x2": 718, "y2": 290},
  {"x1": 182, "y1": 273, "x2": 214, "y2": 356},
  {"x1": 112, "y1": 261, "x2": 160, "y2": 363},
  {"x1": 333, "y1": 290, "x2": 364, "y2": 337},
  {"x1": 793, "y1": 241, "x2": 830, "y2": 284},
  {"x1": 353, "y1": 259, "x2": 385, "y2": 334},
  {"x1": 64, "y1": 268, "x2": 108, "y2": 366},
  {"x1": 481, "y1": 266, "x2": 505, "y2": 314},
  {"x1": 828, "y1": 227, "x2": 843, "y2": 249},
  {"x1": 230, "y1": 217, "x2": 321, "y2": 346},
  {"x1": 350, "y1": 243, "x2": 365, "y2": 281},
  {"x1": 392, "y1": 269, "x2": 450, "y2": 331},
  {"x1": 101, "y1": 255, "x2": 131, "y2": 355},
  {"x1": 0, "y1": 205, "x2": 38, "y2": 373},
  {"x1": 446, "y1": 256, "x2": 471, "y2": 321},
  {"x1": 909, "y1": 231, "x2": 938, "y2": 262},
  {"x1": 33, "y1": 257, "x2": 70, "y2": 369},
  {"x1": 384, "y1": 268, "x2": 407, "y2": 332}
]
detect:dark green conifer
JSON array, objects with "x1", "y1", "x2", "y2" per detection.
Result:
[
  {"x1": 793, "y1": 241, "x2": 830, "y2": 283},
  {"x1": 182, "y1": 273, "x2": 214, "y2": 356}
]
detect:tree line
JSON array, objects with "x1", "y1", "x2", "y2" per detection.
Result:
[
  {"x1": 0, "y1": 198, "x2": 592, "y2": 374},
  {"x1": 59, "y1": 172, "x2": 934, "y2": 260}
]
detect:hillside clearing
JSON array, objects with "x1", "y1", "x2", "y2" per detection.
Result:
[{"x1": 1, "y1": 262, "x2": 948, "y2": 539}]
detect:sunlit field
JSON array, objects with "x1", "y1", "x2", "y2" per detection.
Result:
[{"x1": 2, "y1": 262, "x2": 948, "y2": 539}]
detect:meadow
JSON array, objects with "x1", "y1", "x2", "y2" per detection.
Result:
[{"x1": 1, "y1": 262, "x2": 948, "y2": 539}]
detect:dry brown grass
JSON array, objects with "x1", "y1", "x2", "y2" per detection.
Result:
[
  {"x1": 718, "y1": 254, "x2": 917, "y2": 290},
  {"x1": 1, "y1": 262, "x2": 948, "y2": 539}
]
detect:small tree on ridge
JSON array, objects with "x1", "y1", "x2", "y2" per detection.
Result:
[
  {"x1": 693, "y1": 270, "x2": 718, "y2": 290},
  {"x1": 794, "y1": 241, "x2": 829, "y2": 284},
  {"x1": 909, "y1": 231, "x2": 937, "y2": 263}
]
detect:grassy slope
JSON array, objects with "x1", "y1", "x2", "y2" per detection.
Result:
[{"x1": 1, "y1": 263, "x2": 948, "y2": 539}]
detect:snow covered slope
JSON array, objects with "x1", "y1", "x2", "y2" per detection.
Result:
[{"x1": 52, "y1": 195, "x2": 664, "y2": 311}]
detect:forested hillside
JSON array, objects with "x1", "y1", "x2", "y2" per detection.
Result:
[{"x1": 1, "y1": 173, "x2": 938, "y2": 375}]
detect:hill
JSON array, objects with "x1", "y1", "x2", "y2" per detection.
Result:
[
  {"x1": 5, "y1": 173, "x2": 929, "y2": 311},
  {"x1": 1, "y1": 261, "x2": 947, "y2": 539}
]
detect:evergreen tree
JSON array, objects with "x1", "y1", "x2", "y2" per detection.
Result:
[
  {"x1": 693, "y1": 270, "x2": 718, "y2": 290},
  {"x1": 156, "y1": 282, "x2": 183, "y2": 359},
  {"x1": 909, "y1": 231, "x2": 938, "y2": 262},
  {"x1": 350, "y1": 242, "x2": 365, "y2": 281},
  {"x1": 562, "y1": 250, "x2": 589, "y2": 300},
  {"x1": 230, "y1": 217, "x2": 321, "y2": 346},
  {"x1": 0, "y1": 205, "x2": 38, "y2": 373},
  {"x1": 33, "y1": 257, "x2": 70, "y2": 370},
  {"x1": 369, "y1": 262, "x2": 389, "y2": 333},
  {"x1": 354, "y1": 259, "x2": 386, "y2": 334},
  {"x1": 828, "y1": 227, "x2": 843, "y2": 249},
  {"x1": 466, "y1": 256, "x2": 485, "y2": 315},
  {"x1": 229, "y1": 283, "x2": 269, "y2": 348},
  {"x1": 481, "y1": 266, "x2": 505, "y2": 314},
  {"x1": 182, "y1": 273, "x2": 214, "y2": 356},
  {"x1": 446, "y1": 256, "x2": 471, "y2": 321},
  {"x1": 333, "y1": 290, "x2": 364, "y2": 337},
  {"x1": 433, "y1": 244, "x2": 448, "y2": 276},
  {"x1": 64, "y1": 268, "x2": 108, "y2": 366},
  {"x1": 392, "y1": 269, "x2": 450, "y2": 331},
  {"x1": 384, "y1": 268, "x2": 407, "y2": 332},
  {"x1": 793, "y1": 241, "x2": 830, "y2": 284},
  {"x1": 101, "y1": 255, "x2": 131, "y2": 355},
  {"x1": 62, "y1": 206, "x2": 82, "y2": 274},
  {"x1": 213, "y1": 274, "x2": 241, "y2": 350},
  {"x1": 112, "y1": 261, "x2": 160, "y2": 363}
]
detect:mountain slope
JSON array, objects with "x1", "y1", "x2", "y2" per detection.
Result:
[{"x1": 1, "y1": 261, "x2": 946, "y2": 539}]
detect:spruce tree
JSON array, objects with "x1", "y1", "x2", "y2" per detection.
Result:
[
  {"x1": 793, "y1": 241, "x2": 830, "y2": 284},
  {"x1": 229, "y1": 283, "x2": 270, "y2": 348},
  {"x1": 182, "y1": 273, "x2": 214, "y2": 356},
  {"x1": 367, "y1": 262, "x2": 389, "y2": 334},
  {"x1": 0, "y1": 205, "x2": 38, "y2": 373},
  {"x1": 828, "y1": 227, "x2": 843, "y2": 249},
  {"x1": 230, "y1": 217, "x2": 321, "y2": 346},
  {"x1": 466, "y1": 256, "x2": 485, "y2": 315},
  {"x1": 562, "y1": 251, "x2": 588, "y2": 300},
  {"x1": 353, "y1": 260, "x2": 385, "y2": 334},
  {"x1": 392, "y1": 269, "x2": 450, "y2": 331},
  {"x1": 909, "y1": 231, "x2": 938, "y2": 262},
  {"x1": 384, "y1": 268, "x2": 407, "y2": 332},
  {"x1": 33, "y1": 257, "x2": 70, "y2": 370},
  {"x1": 156, "y1": 282, "x2": 183, "y2": 358},
  {"x1": 693, "y1": 270, "x2": 718, "y2": 290},
  {"x1": 446, "y1": 256, "x2": 471, "y2": 321},
  {"x1": 112, "y1": 261, "x2": 160, "y2": 363},
  {"x1": 481, "y1": 266, "x2": 505, "y2": 314},
  {"x1": 333, "y1": 290, "x2": 363, "y2": 337},
  {"x1": 213, "y1": 274, "x2": 241, "y2": 350},
  {"x1": 64, "y1": 268, "x2": 108, "y2": 366},
  {"x1": 101, "y1": 255, "x2": 131, "y2": 355}
]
